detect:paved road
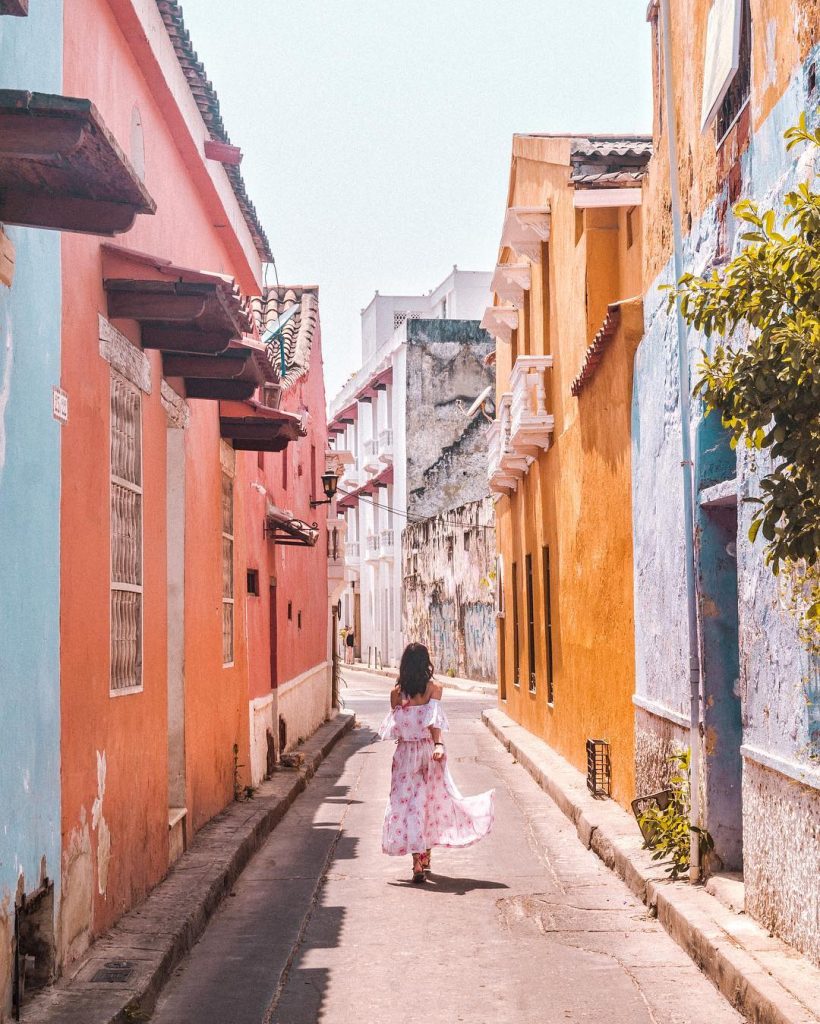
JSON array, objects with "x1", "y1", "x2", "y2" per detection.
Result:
[{"x1": 151, "y1": 670, "x2": 744, "y2": 1024}]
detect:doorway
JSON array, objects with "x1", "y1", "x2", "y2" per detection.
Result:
[{"x1": 699, "y1": 499, "x2": 743, "y2": 871}]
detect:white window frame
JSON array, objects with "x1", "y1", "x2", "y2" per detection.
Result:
[
  {"x1": 700, "y1": 0, "x2": 743, "y2": 131},
  {"x1": 221, "y1": 471, "x2": 235, "y2": 666},
  {"x1": 110, "y1": 370, "x2": 144, "y2": 696}
]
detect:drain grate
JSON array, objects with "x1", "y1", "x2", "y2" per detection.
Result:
[{"x1": 91, "y1": 960, "x2": 135, "y2": 983}]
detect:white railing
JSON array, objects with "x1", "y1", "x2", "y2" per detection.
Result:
[
  {"x1": 509, "y1": 356, "x2": 554, "y2": 453},
  {"x1": 380, "y1": 528, "x2": 395, "y2": 558},
  {"x1": 363, "y1": 438, "x2": 380, "y2": 473},
  {"x1": 345, "y1": 541, "x2": 360, "y2": 560},
  {"x1": 378, "y1": 428, "x2": 393, "y2": 463},
  {"x1": 365, "y1": 533, "x2": 381, "y2": 560},
  {"x1": 341, "y1": 459, "x2": 359, "y2": 491}
]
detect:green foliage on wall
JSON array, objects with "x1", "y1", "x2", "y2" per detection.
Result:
[{"x1": 669, "y1": 117, "x2": 820, "y2": 638}]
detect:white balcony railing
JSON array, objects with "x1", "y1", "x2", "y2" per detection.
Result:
[
  {"x1": 363, "y1": 438, "x2": 380, "y2": 474},
  {"x1": 487, "y1": 396, "x2": 523, "y2": 499},
  {"x1": 379, "y1": 528, "x2": 395, "y2": 559},
  {"x1": 509, "y1": 356, "x2": 554, "y2": 454},
  {"x1": 340, "y1": 458, "x2": 359, "y2": 492},
  {"x1": 487, "y1": 358, "x2": 553, "y2": 497},
  {"x1": 345, "y1": 540, "x2": 360, "y2": 561},
  {"x1": 378, "y1": 428, "x2": 393, "y2": 463},
  {"x1": 365, "y1": 533, "x2": 381, "y2": 561}
]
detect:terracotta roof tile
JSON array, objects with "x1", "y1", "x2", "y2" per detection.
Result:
[
  {"x1": 571, "y1": 304, "x2": 621, "y2": 397},
  {"x1": 569, "y1": 135, "x2": 652, "y2": 189},
  {"x1": 250, "y1": 285, "x2": 320, "y2": 390}
]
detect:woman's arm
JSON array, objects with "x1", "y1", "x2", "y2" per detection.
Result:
[{"x1": 429, "y1": 725, "x2": 444, "y2": 760}]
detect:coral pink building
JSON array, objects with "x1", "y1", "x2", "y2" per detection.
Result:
[{"x1": 0, "y1": 1, "x2": 333, "y2": 1007}]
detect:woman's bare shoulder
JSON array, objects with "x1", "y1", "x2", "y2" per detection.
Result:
[
  {"x1": 429, "y1": 681, "x2": 444, "y2": 700},
  {"x1": 390, "y1": 683, "x2": 402, "y2": 708}
]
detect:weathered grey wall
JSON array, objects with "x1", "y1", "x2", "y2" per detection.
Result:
[
  {"x1": 405, "y1": 319, "x2": 495, "y2": 519},
  {"x1": 403, "y1": 497, "x2": 497, "y2": 682},
  {"x1": 633, "y1": 55, "x2": 820, "y2": 959}
]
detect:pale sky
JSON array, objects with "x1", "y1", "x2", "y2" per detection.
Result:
[{"x1": 179, "y1": 1, "x2": 654, "y2": 399}]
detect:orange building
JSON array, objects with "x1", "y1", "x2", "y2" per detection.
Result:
[
  {"x1": 485, "y1": 135, "x2": 650, "y2": 809},
  {"x1": 54, "y1": 0, "x2": 331, "y2": 972}
]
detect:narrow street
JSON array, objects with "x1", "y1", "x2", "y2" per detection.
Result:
[{"x1": 151, "y1": 670, "x2": 744, "y2": 1024}]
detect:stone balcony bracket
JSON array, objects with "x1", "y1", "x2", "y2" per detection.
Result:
[
  {"x1": 490, "y1": 263, "x2": 532, "y2": 309},
  {"x1": 500, "y1": 206, "x2": 551, "y2": 263},
  {"x1": 480, "y1": 306, "x2": 519, "y2": 345}
]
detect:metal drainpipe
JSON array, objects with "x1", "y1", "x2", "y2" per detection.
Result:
[{"x1": 659, "y1": 0, "x2": 703, "y2": 882}]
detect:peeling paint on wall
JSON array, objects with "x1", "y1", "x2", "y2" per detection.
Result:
[
  {"x1": 635, "y1": 33, "x2": 820, "y2": 957},
  {"x1": 91, "y1": 752, "x2": 110, "y2": 897},
  {"x1": 402, "y1": 497, "x2": 496, "y2": 682},
  {"x1": 404, "y1": 319, "x2": 495, "y2": 520}
]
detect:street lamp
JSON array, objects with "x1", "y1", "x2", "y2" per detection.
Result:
[{"x1": 310, "y1": 470, "x2": 339, "y2": 507}]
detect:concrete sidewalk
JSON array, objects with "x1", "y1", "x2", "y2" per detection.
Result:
[
  {"x1": 22, "y1": 712, "x2": 355, "y2": 1024},
  {"x1": 345, "y1": 659, "x2": 497, "y2": 696},
  {"x1": 483, "y1": 707, "x2": 820, "y2": 1024}
]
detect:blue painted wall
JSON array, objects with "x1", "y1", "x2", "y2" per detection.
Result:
[{"x1": 0, "y1": 0, "x2": 63, "y2": 977}]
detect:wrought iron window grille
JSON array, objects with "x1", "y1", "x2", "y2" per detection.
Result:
[{"x1": 586, "y1": 739, "x2": 611, "y2": 798}]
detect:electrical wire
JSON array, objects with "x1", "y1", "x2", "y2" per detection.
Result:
[{"x1": 335, "y1": 486, "x2": 494, "y2": 533}]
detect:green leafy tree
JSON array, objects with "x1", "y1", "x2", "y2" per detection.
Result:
[{"x1": 670, "y1": 116, "x2": 820, "y2": 634}]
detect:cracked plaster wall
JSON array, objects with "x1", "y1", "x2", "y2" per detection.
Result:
[
  {"x1": 402, "y1": 497, "x2": 496, "y2": 682},
  {"x1": 634, "y1": 34, "x2": 820, "y2": 956},
  {"x1": 404, "y1": 319, "x2": 495, "y2": 520}
]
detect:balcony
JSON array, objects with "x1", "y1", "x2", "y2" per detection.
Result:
[
  {"x1": 340, "y1": 458, "x2": 359, "y2": 493},
  {"x1": 363, "y1": 438, "x2": 381, "y2": 475},
  {"x1": 487, "y1": 398, "x2": 525, "y2": 500},
  {"x1": 344, "y1": 539, "x2": 361, "y2": 580},
  {"x1": 510, "y1": 356, "x2": 554, "y2": 454},
  {"x1": 365, "y1": 533, "x2": 381, "y2": 562},
  {"x1": 378, "y1": 428, "x2": 393, "y2": 464},
  {"x1": 327, "y1": 517, "x2": 347, "y2": 600},
  {"x1": 379, "y1": 528, "x2": 395, "y2": 560}
]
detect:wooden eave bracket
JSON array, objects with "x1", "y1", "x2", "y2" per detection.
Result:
[
  {"x1": 0, "y1": 0, "x2": 29, "y2": 16},
  {"x1": 0, "y1": 90, "x2": 155, "y2": 234},
  {"x1": 204, "y1": 140, "x2": 243, "y2": 166}
]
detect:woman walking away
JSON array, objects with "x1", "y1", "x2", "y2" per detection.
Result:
[
  {"x1": 344, "y1": 626, "x2": 355, "y2": 665},
  {"x1": 379, "y1": 643, "x2": 494, "y2": 883}
]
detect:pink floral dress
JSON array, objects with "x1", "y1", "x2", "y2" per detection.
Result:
[{"x1": 378, "y1": 698, "x2": 494, "y2": 856}]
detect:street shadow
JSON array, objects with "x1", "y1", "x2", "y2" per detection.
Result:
[{"x1": 387, "y1": 873, "x2": 509, "y2": 896}]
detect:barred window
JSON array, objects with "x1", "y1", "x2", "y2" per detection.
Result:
[
  {"x1": 110, "y1": 372, "x2": 143, "y2": 693},
  {"x1": 221, "y1": 472, "x2": 235, "y2": 665}
]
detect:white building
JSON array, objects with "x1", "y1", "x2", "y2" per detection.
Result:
[{"x1": 328, "y1": 267, "x2": 492, "y2": 668}]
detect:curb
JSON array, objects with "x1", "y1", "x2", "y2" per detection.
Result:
[
  {"x1": 346, "y1": 661, "x2": 497, "y2": 696},
  {"x1": 24, "y1": 711, "x2": 356, "y2": 1024},
  {"x1": 483, "y1": 707, "x2": 820, "y2": 1024}
]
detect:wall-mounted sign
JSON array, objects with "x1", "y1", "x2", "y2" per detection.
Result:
[{"x1": 52, "y1": 386, "x2": 68, "y2": 424}]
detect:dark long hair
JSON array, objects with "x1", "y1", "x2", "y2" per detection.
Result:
[{"x1": 397, "y1": 643, "x2": 434, "y2": 698}]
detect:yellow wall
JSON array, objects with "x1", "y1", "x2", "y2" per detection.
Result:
[{"x1": 495, "y1": 136, "x2": 644, "y2": 808}]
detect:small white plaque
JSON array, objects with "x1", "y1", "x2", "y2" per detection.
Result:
[{"x1": 52, "y1": 386, "x2": 69, "y2": 424}]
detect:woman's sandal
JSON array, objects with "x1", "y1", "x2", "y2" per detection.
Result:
[
  {"x1": 411, "y1": 853, "x2": 426, "y2": 884},
  {"x1": 421, "y1": 849, "x2": 431, "y2": 873}
]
